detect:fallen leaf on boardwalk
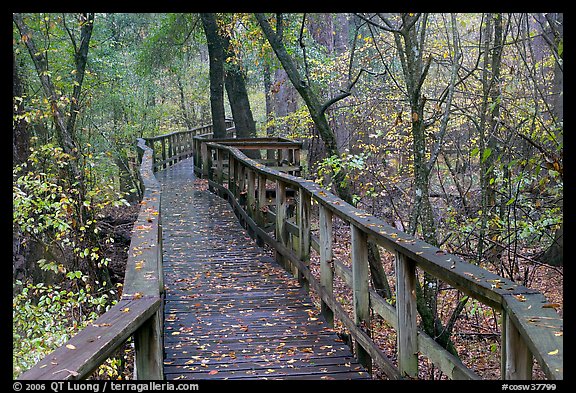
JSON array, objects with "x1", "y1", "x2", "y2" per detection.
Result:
[
  {"x1": 513, "y1": 294, "x2": 526, "y2": 302},
  {"x1": 542, "y1": 303, "x2": 561, "y2": 309},
  {"x1": 66, "y1": 344, "x2": 76, "y2": 350},
  {"x1": 135, "y1": 261, "x2": 144, "y2": 270},
  {"x1": 122, "y1": 307, "x2": 130, "y2": 313},
  {"x1": 548, "y1": 349, "x2": 559, "y2": 355},
  {"x1": 208, "y1": 370, "x2": 219, "y2": 375},
  {"x1": 133, "y1": 292, "x2": 143, "y2": 299}
]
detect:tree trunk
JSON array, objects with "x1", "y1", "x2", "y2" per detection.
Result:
[
  {"x1": 256, "y1": 13, "x2": 390, "y2": 299},
  {"x1": 13, "y1": 51, "x2": 29, "y2": 166},
  {"x1": 175, "y1": 72, "x2": 193, "y2": 129},
  {"x1": 200, "y1": 13, "x2": 227, "y2": 138},
  {"x1": 263, "y1": 62, "x2": 274, "y2": 137},
  {"x1": 221, "y1": 32, "x2": 257, "y2": 139}
]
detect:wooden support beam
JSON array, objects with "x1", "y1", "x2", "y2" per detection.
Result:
[
  {"x1": 216, "y1": 148, "x2": 224, "y2": 185},
  {"x1": 201, "y1": 142, "x2": 209, "y2": 178},
  {"x1": 228, "y1": 156, "x2": 236, "y2": 196},
  {"x1": 395, "y1": 251, "x2": 419, "y2": 378},
  {"x1": 134, "y1": 306, "x2": 164, "y2": 380},
  {"x1": 319, "y1": 205, "x2": 334, "y2": 327},
  {"x1": 502, "y1": 311, "x2": 534, "y2": 379},
  {"x1": 351, "y1": 224, "x2": 372, "y2": 373},
  {"x1": 161, "y1": 138, "x2": 167, "y2": 169},
  {"x1": 275, "y1": 180, "x2": 288, "y2": 272},
  {"x1": 247, "y1": 169, "x2": 256, "y2": 220},
  {"x1": 298, "y1": 189, "x2": 311, "y2": 291}
]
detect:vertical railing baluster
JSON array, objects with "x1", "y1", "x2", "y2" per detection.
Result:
[
  {"x1": 502, "y1": 312, "x2": 533, "y2": 379},
  {"x1": 298, "y1": 189, "x2": 311, "y2": 292},
  {"x1": 275, "y1": 180, "x2": 288, "y2": 271},
  {"x1": 247, "y1": 169, "x2": 256, "y2": 220},
  {"x1": 319, "y1": 205, "x2": 334, "y2": 328},
  {"x1": 161, "y1": 138, "x2": 167, "y2": 169},
  {"x1": 351, "y1": 224, "x2": 372, "y2": 373},
  {"x1": 395, "y1": 252, "x2": 418, "y2": 378}
]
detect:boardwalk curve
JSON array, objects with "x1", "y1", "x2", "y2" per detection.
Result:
[{"x1": 158, "y1": 158, "x2": 371, "y2": 380}]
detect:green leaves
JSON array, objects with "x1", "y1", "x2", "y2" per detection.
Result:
[{"x1": 481, "y1": 147, "x2": 492, "y2": 163}]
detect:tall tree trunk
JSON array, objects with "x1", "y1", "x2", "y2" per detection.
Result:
[
  {"x1": 263, "y1": 62, "x2": 274, "y2": 137},
  {"x1": 477, "y1": 13, "x2": 504, "y2": 265},
  {"x1": 221, "y1": 33, "x2": 257, "y2": 139},
  {"x1": 256, "y1": 13, "x2": 391, "y2": 299},
  {"x1": 13, "y1": 51, "x2": 29, "y2": 166},
  {"x1": 200, "y1": 13, "x2": 227, "y2": 138},
  {"x1": 175, "y1": 72, "x2": 193, "y2": 129}
]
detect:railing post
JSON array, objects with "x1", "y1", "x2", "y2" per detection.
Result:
[
  {"x1": 201, "y1": 142, "x2": 209, "y2": 179},
  {"x1": 256, "y1": 173, "x2": 267, "y2": 246},
  {"x1": 319, "y1": 205, "x2": 334, "y2": 327},
  {"x1": 351, "y1": 224, "x2": 372, "y2": 373},
  {"x1": 193, "y1": 137, "x2": 200, "y2": 171},
  {"x1": 247, "y1": 169, "x2": 256, "y2": 220},
  {"x1": 395, "y1": 251, "x2": 419, "y2": 378},
  {"x1": 502, "y1": 312, "x2": 533, "y2": 379},
  {"x1": 297, "y1": 189, "x2": 311, "y2": 292},
  {"x1": 134, "y1": 307, "x2": 164, "y2": 380},
  {"x1": 293, "y1": 148, "x2": 301, "y2": 176},
  {"x1": 216, "y1": 147, "x2": 224, "y2": 186},
  {"x1": 228, "y1": 155, "x2": 236, "y2": 196},
  {"x1": 167, "y1": 135, "x2": 173, "y2": 166},
  {"x1": 161, "y1": 138, "x2": 167, "y2": 169},
  {"x1": 237, "y1": 163, "x2": 246, "y2": 198},
  {"x1": 275, "y1": 180, "x2": 288, "y2": 271}
]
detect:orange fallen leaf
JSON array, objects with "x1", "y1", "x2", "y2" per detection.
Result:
[{"x1": 208, "y1": 370, "x2": 218, "y2": 375}]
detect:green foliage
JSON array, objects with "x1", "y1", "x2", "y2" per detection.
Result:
[
  {"x1": 12, "y1": 276, "x2": 119, "y2": 378},
  {"x1": 13, "y1": 141, "x2": 127, "y2": 262},
  {"x1": 316, "y1": 152, "x2": 369, "y2": 205}
]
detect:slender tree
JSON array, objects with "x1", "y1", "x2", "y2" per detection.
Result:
[
  {"x1": 200, "y1": 13, "x2": 227, "y2": 138},
  {"x1": 255, "y1": 13, "x2": 392, "y2": 299}
]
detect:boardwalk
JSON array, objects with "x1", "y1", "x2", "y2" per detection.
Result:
[{"x1": 157, "y1": 158, "x2": 371, "y2": 380}]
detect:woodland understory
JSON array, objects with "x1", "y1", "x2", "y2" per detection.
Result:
[{"x1": 13, "y1": 12, "x2": 562, "y2": 380}]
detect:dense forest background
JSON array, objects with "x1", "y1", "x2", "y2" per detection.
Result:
[{"x1": 13, "y1": 13, "x2": 562, "y2": 379}]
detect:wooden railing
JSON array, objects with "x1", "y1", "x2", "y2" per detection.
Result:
[
  {"x1": 20, "y1": 123, "x2": 562, "y2": 381},
  {"x1": 191, "y1": 135, "x2": 563, "y2": 381}
]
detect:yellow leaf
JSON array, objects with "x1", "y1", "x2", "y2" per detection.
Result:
[
  {"x1": 513, "y1": 294, "x2": 526, "y2": 302},
  {"x1": 548, "y1": 349, "x2": 559, "y2": 355},
  {"x1": 122, "y1": 307, "x2": 130, "y2": 313},
  {"x1": 66, "y1": 344, "x2": 77, "y2": 350}
]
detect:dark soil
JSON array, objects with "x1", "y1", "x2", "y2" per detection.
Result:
[{"x1": 96, "y1": 203, "x2": 141, "y2": 285}]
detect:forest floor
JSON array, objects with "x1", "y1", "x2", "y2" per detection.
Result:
[{"x1": 104, "y1": 190, "x2": 563, "y2": 381}]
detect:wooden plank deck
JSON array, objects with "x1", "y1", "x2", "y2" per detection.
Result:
[{"x1": 156, "y1": 158, "x2": 371, "y2": 380}]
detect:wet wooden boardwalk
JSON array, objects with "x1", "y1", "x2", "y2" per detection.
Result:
[{"x1": 156, "y1": 158, "x2": 371, "y2": 380}]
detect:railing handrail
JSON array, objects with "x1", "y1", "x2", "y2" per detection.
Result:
[{"x1": 193, "y1": 136, "x2": 563, "y2": 380}]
